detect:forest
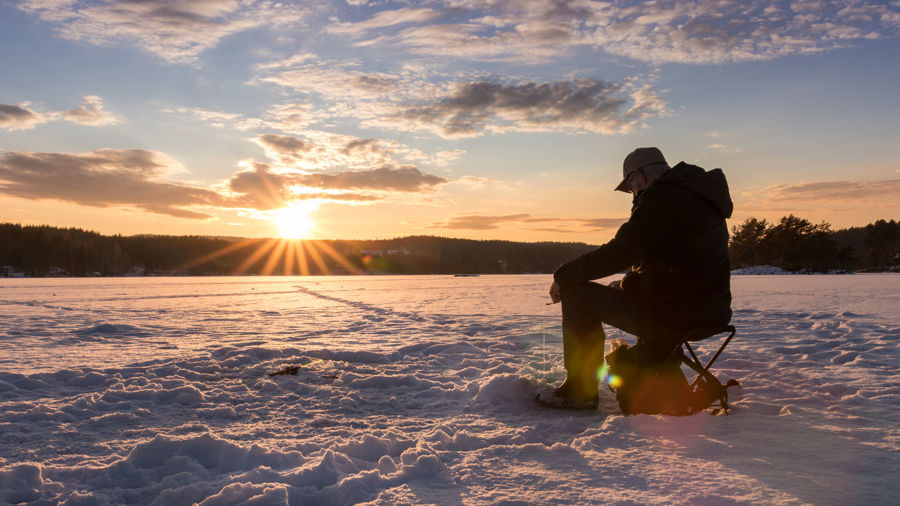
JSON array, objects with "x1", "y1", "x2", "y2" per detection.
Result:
[
  {"x1": 0, "y1": 224, "x2": 595, "y2": 277},
  {"x1": 1, "y1": 217, "x2": 897, "y2": 277},
  {"x1": 728, "y1": 216, "x2": 899, "y2": 273}
]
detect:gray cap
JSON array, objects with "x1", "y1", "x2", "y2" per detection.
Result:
[{"x1": 615, "y1": 147, "x2": 667, "y2": 192}]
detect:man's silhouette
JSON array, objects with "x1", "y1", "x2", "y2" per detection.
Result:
[{"x1": 544, "y1": 147, "x2": 733, "y2": 410}]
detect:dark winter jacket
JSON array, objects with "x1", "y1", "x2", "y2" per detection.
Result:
[{"x1": 554, "y1": 162, "x2": 733, "y2": 332}]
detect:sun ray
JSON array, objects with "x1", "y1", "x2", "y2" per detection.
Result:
[
  {"x1": 261, "y1": 239, "x2": 289, "y2": 276},
  {"x1": 295, "y1": 240, "x2": 310, "y2": 276},
  {"x1": 179, "y1": 238, "x2": 258, "y2": 272},
  {"x1": 283, "y1": 240, "x2": 296, "y2": 275},
  {"x1": 234, "y1": 238, "x2": 279, "y2": 275},
  {"x1": 311, "y1": 240, "x2": 360, "y2": 274},
  {"x1": 303, "y1": 240, "x2": 331, "y2": 275}
]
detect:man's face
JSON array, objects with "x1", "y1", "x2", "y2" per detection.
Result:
[{"x1": 624, "y1": 169, "x2": 649, "y2": 195}]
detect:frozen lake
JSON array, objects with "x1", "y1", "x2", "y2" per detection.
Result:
[{"x1": 1, "y1": 274, "x2": 898, "y2": 504}]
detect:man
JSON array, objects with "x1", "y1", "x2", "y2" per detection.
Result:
[{"x1": 542, "y1": 147, "x2": 733, "y2": 410}]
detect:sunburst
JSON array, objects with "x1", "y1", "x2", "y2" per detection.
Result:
[{"x1": 273, "y1": 202, "x2": 317, "y2": 240}]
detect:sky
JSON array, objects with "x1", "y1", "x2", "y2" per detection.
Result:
[{"x1": 1, "y1": 0, "x2": 898, "y2": 243}]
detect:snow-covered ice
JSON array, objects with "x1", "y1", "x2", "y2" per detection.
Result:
[{"x1": 1, "y1": 274, "x2": 898, "y2": 504}]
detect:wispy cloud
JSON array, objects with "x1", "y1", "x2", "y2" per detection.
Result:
[
  {"x1": 0, "y1": 149, "x2": 223, "y2": 218},
  {"x1": 170, "y1": 103, "x2": 314, "y2": 133},
  {"x1": 1, "y1": 96, "x2": 119, "y2": 130},
  {"x1": 253, "y1": 132, "x2": 409, "y2": 172},
  {"x1": 737, "y1": 179, "x2": 900, "y2": 219},
  {"x1": 59, "y1": 95, "x2": 119, "y2": 125},
  {"x1": 0, "y1": 144, "x2": 451, "y2": 219},
  {"x1": 327, "y1": 7, "x2": 443, "y2": 35},
  {"x1": 705, "y1": 144, "x2": 743, "y2": 154},
  {"x1": 254, "y1": 60, "x2": 407, "y2": 102},
  {"x1": 256, "y1": 57, "x2": 667, "y2": 139},
  {"x1": 22, "y1": 1, "x2": 897, "y2": 67},
  {"x1": 433, "y1": 213, "x2": 626, "y2": 232},
  {"x1": 0, "y1": 102, "x2": 47, "y2": 131},
  {"x1": 761, "y1": 179, "x2": 900, "y2": 202},
  {"x1": 375, "y1": 78, "x2": 666, "y2": 138},
  {"x1": 332, "y1": 0, "x2": 900, "y2": 65},
  {"x1": 296, "y1": 165, "x2": 447, "y2": 192},
  {"x1": 226, "y1": 162, "x2": 449, "y2": 210},
  {"x1": 19, "y1": 0, "x2": 305, "y2": 64}
]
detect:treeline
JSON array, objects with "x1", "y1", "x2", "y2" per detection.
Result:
[
  {"x1": 729, "y1": 216, "x2": 899, "y2": 272},
  {"x1": 2, "y1": 217, "x2": 897, "y2": 277},
  {"x1": 0, "y1": 223, "x2": 596, "y2": 276}
]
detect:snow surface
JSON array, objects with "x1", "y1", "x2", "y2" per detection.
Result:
[
  {"x1": 731, "y1": 265, "x2": 792, "y2": 275},
  {"x1": 1, "y1": 274, "x2": 898, "y2": 505}
]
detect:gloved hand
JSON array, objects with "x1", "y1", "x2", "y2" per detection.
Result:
[{"x1": 548, "y1": 281, "x2": 561, "y2": 304}]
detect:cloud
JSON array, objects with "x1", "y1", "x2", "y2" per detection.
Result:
[
  {"x1": 736, "y1": 179, "x2": 900, "y2": 222},
  {"x1": 252, "y1": 132, "x2": 395, "y2": 171},
  {"x1": 433, "y1": 213, "x2": 626, "y2": 231},
  {"x1": 436, "y1": 213, "x2": 532, "y2": 230},
  {"x1": 250, "y1": 130, "x2": 463, "y2": 173},
  {"x1": 0, "y1": 146, "x2": 451, "y2": 219},
  {"x1": 0, "y1": 149, "x2": 224, "y2": 218},
  {"x1": 255, "y1": 134, "x2": 315, "y2": 165},
  {"x1": 327, "y1": 7, "x2": 443, "y2": 36},
  {"x1": 332, "y1": 0, "x2": 900, "y2": 65},
  {"x1": 296, "y1": 165, "x2": 448, "y2": 192},
  {"x1": 20, "y1": 0, "x2": 304, "y2": 64},
  {"x1": 0, "y1": 102, "x2": 47, "y2": 131},
  {"x1": 59, "y1": 95, "x2": 119, "y2": 125},
  {"x1": 256, "y1": 62, "x2": 402, "y2": 101},
  {"x1": 226, "y1": 163, "x2": 449, "y2": 210},
  {"x1": 761, "y1": 179, "x2": 900, "y2": 202},
  {"x1": 377, "y1": 78, "x2": 666, "y2": 138},
  {"x1": 2, "y1": 97, "x2": 119, "y2": 130},
  {"x1": 226, "y1": 162, "x2": 295, "y2": 210},
  {"x1": 170, "y1": 103, "x2": 314, "y2": 133},
  {"x1": 254, "y1": 55, "x2": 666, "y2": 138},
  {"x1": 705, "y1": 144, "x2": 743, "y2": 154}
]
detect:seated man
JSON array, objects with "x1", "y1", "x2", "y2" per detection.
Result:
[{"x1": 545, "y1": 147, "x2": 733, "y2": 410}]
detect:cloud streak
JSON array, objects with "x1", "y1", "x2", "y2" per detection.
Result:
[
  {"x1": 254, "y1": 53, "x2": 666, "y2": 138},
  {"x1": 0, "y1": 145, "x2": 451, "y2": 218},
  {"x1": 433, "y1": 213, "x2": 626, "y2": 232},
  {"x1": 0, "y1": 149, "x2": 223, "y2": 218},
  {"x1": 60, "y1": 95, "x2": 120, "y2": 126},
  {"x1": 1, "y1": 97, "x2": 119, "y2": 130},
  {"x1": 334, "y1": 0, "x2": 900, "y2": 65},
  {"x1": 227, "y1": 163, "x2": 449, "y2": 210},
  {"x1": 761, "y1": 179, "x2": 900, "y2": 202},
  {"x1": 20, "y1": 0, "x2": 304, "y2": 64},
  {"x1": 378, "y1": 78, "x2": 665, "y2": 138},
  {"x1": 0, "y1": 103, "x2": 47, "y2": 131},
  {"x1": 737, "y1": 179, "x2": 900, "y2": 220}
]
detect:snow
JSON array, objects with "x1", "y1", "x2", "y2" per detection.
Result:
[
  {"x1": 732, "y1": 266, "x2": 853, "y2": 275},
  {"x1": 1, "y1": 274, "x2": 898, "y2": 504}
]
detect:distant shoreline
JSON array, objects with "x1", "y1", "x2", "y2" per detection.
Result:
[{"x1": 4, "y1": 270, "x2": 900, "y2": 280}]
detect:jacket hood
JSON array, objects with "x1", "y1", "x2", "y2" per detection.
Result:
[{"x1": 656, "y1": 162, "x2": 733, "y2": 219}]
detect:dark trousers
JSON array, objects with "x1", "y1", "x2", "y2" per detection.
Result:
[{"x1": 560, "y1": 282, "x2": 682, "y2": 390}]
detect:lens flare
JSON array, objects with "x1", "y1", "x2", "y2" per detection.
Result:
[
  {"x1": 597, "y1": 364, "x2": 622, "y2": 388},
  {"x1": 607, "y1": 374, "x2": 623, "y2": 388}
]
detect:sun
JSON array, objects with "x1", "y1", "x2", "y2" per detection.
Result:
[{"x1": 273, "y1": 202, "x2": 317, "y2": 239}]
